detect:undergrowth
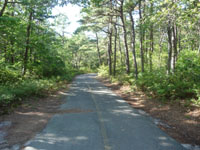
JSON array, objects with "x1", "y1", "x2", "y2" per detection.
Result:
[
  {"x1": 98, "y1": 51, "x2": 200, "y2": 107},
  {"x1": 0, "y1": 68, "x2": 83, "y2": 114}
]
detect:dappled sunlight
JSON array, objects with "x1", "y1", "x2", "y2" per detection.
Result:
[
  {"x1": 34, "y1": 133, "x2": 70, "y2": 144},
  {"x1": 35, "y1": 137, "x2": 68, "y2": 144},
  {"x1": 91, "y1": 90, "x2": 110, "y2": 94},
  {"x1": 16, "y1": 112, "x2": 45, "y2": 117},
  {"x1": 111, "y1": 109, "x2": 141, "y2": 117},
  {"x1": 58, "y1": 91, "x2": 68, "y2": 96},
  {"x1": 24, "y1": 134, "x2": 89, "y2": 150},
  {"x1": 158, "y1": 136, "x2": 167, "y2": 140},
  {"x1": 160, "y1": 142, "x2": 173, "y2": 147},
  {"x1": 23, "y1": 147, "x2": 38, "y2": 150},
  {"x1": 115, "y1": 99, "x2": 126, "y2": 103},
  {"x1": 116, "y1": 106, "x2": 130, "y2": 109},
  {"x1": 20, "y1": 74, "x2": 189, "y2": 150},
  {"x1": 91, "y1": 90, "x2": 117, "y2": 97}
]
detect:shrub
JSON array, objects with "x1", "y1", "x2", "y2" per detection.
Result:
[
  {"x1": 0, "y1": 67, "x2": 20, "y2": 85},
  {"x1": 98, "y1": 50, "x2": 200, "y2": 103},
  {"x1": 0, "y1": 70, "x2": 82, "y2": 112},
  {"x1": 98, "y1": 65, "x2": 109, "y2": 77}
]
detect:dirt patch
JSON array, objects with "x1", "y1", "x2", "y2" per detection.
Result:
[
  {"x1": 97, "y1": 77, "x2": 200, "y2": 145},
  {"x1": 0, "y1": 84, "x2": 73, "y2": 148}
]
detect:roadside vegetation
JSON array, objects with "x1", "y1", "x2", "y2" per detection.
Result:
[
  {"x1": 98, "y1": 51, "x2": 200, "y2": 106},
  {"x1": 0, "y1": 0, "x2": 88, "y2": 114}
]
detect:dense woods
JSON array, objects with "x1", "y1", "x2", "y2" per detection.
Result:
[
  {"x1": 0, "y1": 0, "x2": 200, "y2": 111},
  {"x1": 79, "y1": 0, "x2": 200, "y2": 104},
  {"x1": 0, "y1": 0, "x2": 84, "y2": 111}
]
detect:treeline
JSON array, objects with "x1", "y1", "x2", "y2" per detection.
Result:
[
  {"x1": 0, "y1": 0, "x2": 66, "y2": 77},
  {"x1": 0, "y1": 0, "x2": 83, "y2": 111},
  {"x1": 79, "y1": 0, "x2": 200, "y2": 103}
]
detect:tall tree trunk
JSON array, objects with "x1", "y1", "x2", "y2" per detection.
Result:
[
  {"x1": 142, "y1": 0, "x2": 146, "y2": 64},
  {"x1": 107, "y1": 0, "x2": 113, "y2": 75},
  {"x1": 129, "y1": 11, "x2": 138, "y2": 79},
  {"x1": 159, "y1": 30, "x2": 164, "y2": 68},
  {"x1": 0, "y1": 0, "x2": 8, "y2": 17},
  {"x1": 113, "y1": 23, "x2": 117, "y2": 76},
  {"x1": 22, "y1": 10, "x2": 33, "y2": 76},
  {"x1": 120, "y1": 0, "x2": 130, "y2": 74},
  {"x1": 167, "y1": 23, "x2": 172, "y2": 74},
  {"x1": 145, "y1": 33, "x2": 148, "y2": 65},
  {"x1": 118, "y1": 31, "x2": 123, "y2": 66},
  {"x1": 95, "y1": 32, "x2": 102, "y2": 66},
  {"x1": 108, "y1": 28, "x2": 112, "y2": 75},
  {"x1": 10, "y1": 0, "x2": 15, "y2": 64},
  {"x1": 139, "y1": 0, "x2": 144, "y2": 72},
  {"x1": 149, "y1": 1, "x2": 154, "y2": 72},
  {"x1": 172, "y1": 24, "x2": 178, "y2": 71},
  {"x1": 149, "y1": 28, "x2": 153, "y2": 72}
]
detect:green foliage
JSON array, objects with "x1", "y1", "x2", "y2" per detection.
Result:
[
  {"x1": 98, "y1": 65, "x2": 109, "y2": 77},
  {"x1": 0, "y1": 79, "x2": 53, "y2": 106},
  {"x1": 0, "y1": 67, "x2": 21, "y2": 85},
  {"x1": 136, "y1": 71, "x2": 190, "y2": 99},
  {"x1": 0, "y1": 70, "x2": 81, "y2": 112},
  {"x1": 33, "y1": 55, "x2": 66, "y2": 77},
  {"x1": 176, "y1": 51, "x2": 200, "y2": 82},
  {"x1": 136, "y1": 51, "x2": 200, "y2": 101},
  {"x1": 98, "y1": 51, "x2": 200, "y2": 103},
  {"x1": 98, "y1": 64, "x2": 136, "y2": 85}
]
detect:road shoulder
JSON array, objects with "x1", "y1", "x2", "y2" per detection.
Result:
[{"x1": 97, "y1": 76, "x2": 200, "y2": 147}]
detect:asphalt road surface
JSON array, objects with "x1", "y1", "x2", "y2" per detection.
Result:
[{"x1": 24, "y1": 74, "x2": 186, "y2": 150}]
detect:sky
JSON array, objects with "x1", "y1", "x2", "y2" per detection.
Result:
[{"x1": 51, "y1": 4, "x2": 82, "y2": 36}]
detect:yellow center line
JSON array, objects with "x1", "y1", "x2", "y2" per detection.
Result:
[{"x1": 87, "y1": 83, "x2": 112, "y2": 150}]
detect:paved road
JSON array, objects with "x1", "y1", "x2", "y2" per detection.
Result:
[{"x1": 24, "y1": 74, "x2": 185, "y2": 150}]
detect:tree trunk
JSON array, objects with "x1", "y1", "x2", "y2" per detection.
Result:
[
  {"x1": 118, "y1": 30, "x2": 123, "y2": 66},
  {"x1": 107, "y1": 0, "x2": 113, "y2": 75},
  {"x1": 22, "y1": 10, "x2": 33, "y2": 76},
  {"x1": 113, "y1": 23, "x2": 117, "y2": 76},
  {"x1": 0, "y1": 0, "x2": 8, "y2": 17},
  {"x1": 139, "y1": 0, "x2": 144, "y2": 72},
  {"x1": 149, "y1": 27, "x2": 153, "y2": 72},
  {"x1": 10, "y1": 0, "x2": 15, "y2": 64},
  {"x1": 95, "y1": 32, "x2": 102, "y2": 66},
  {"x1": 129, "y1": 11, "x2": 138, "y2": 79},
  {"x1": 167, "y1": 23, "x2": 172, "y2": 74},
  {"x1": 149, "y1": 1, "x2": 154, "y2": 72},
  {"x1": 108, "y1": 28, "x2": 112, "y2": 75},
  {"x1": 159, "y1": 30, "x2": 164, "y2": 68},
  {"x1": 172, "y1": 24, "x2": 178, "y2": 71},
  {"x1": 120, "y1": 0, "x2": 130, "y2": 74}
]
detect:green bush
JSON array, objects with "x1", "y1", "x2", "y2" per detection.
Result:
[
  {"x1": 136, "y1": 51, "x2": 200, "y2": 100},
  {"x1": 98, "y1": 65, "x2": 109, "y2": 77},
  {"x1": 32, "y1": 56, "x2": 67, "y2": 77},
  {"x1": 0, "y1": 70, "x2": 82, "y2": 111},
  {"x1": 98, "y1": 51, "x2": 200, "y2": 103},
  {"x1": 0, "y1": 67, "x2": 20, "y2": 85}
]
